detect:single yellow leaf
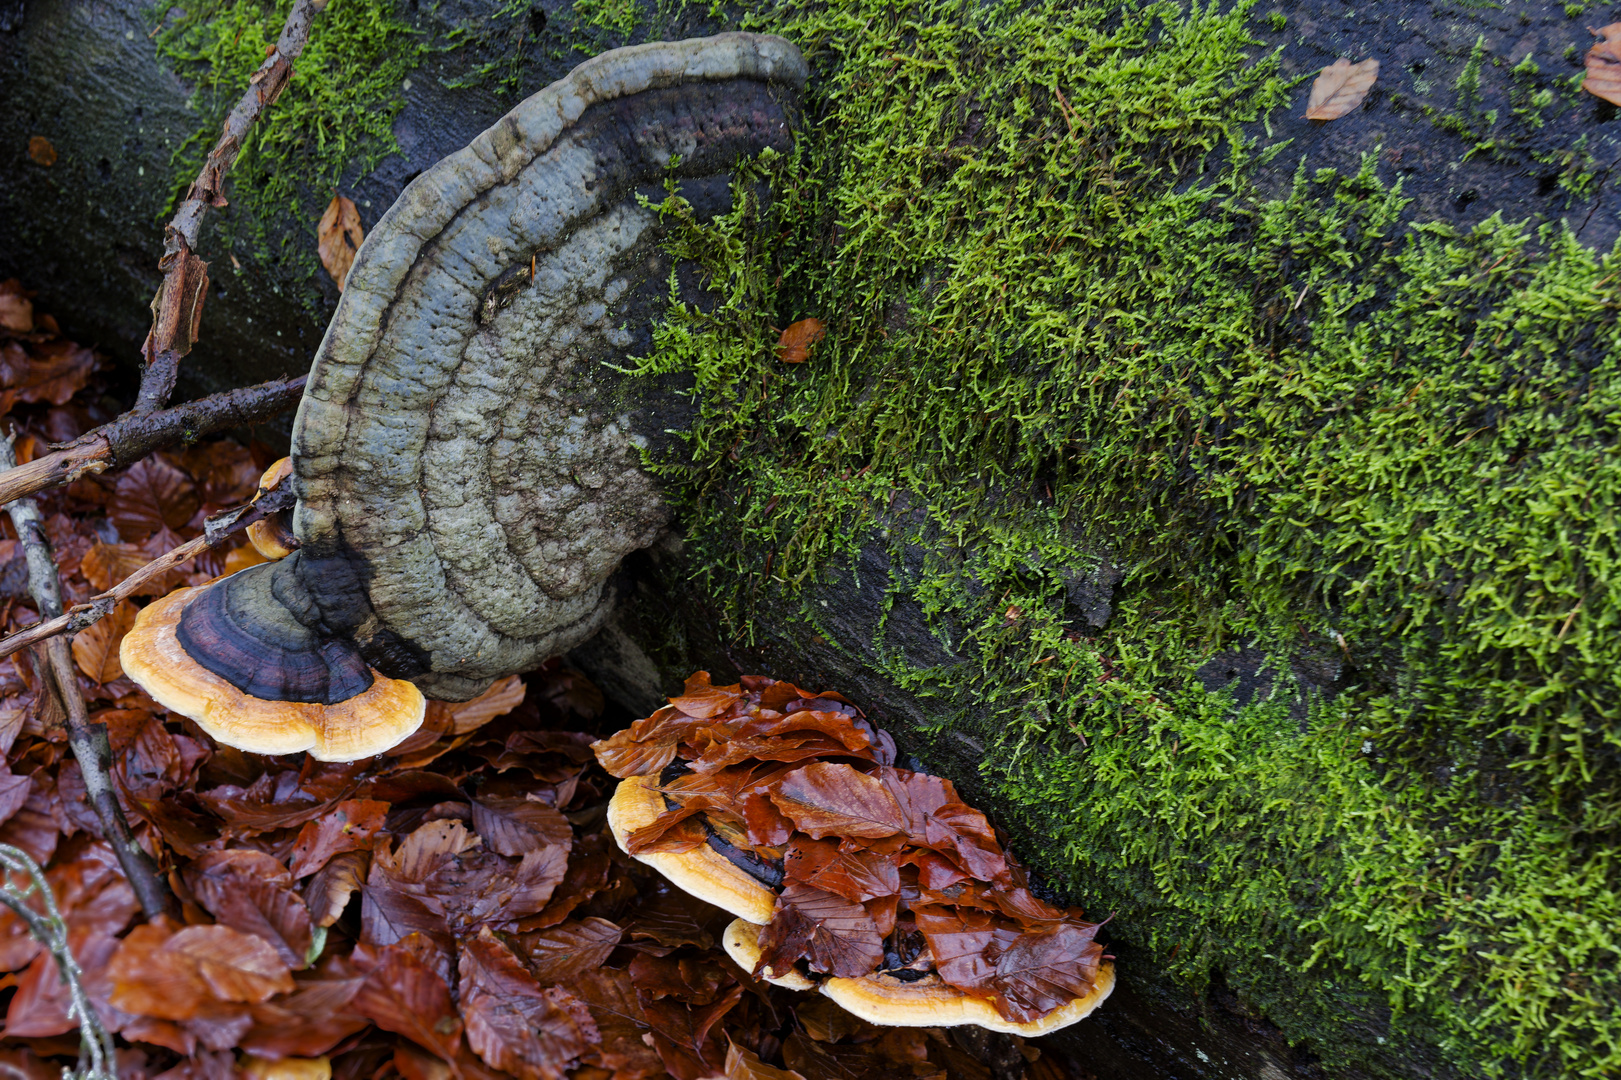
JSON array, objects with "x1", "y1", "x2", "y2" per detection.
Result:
[
  {"x1": 776, "y1": 318, "x2": 827, "y2": 364},
  {"x1": 1305, "y1": 57, "x2": 1379, "y2": 121},
  {"x1": 27, "y1": 136, "x2": 56, "y2": 167},
  {"x1": 1585, "y1": 24, "x2": 1621, "y2": 105},
  {"x1": 71, "y1": 601, "x2": 138, "y2": 684},
  {"x1": 317, "y1": 196, "x2": 365, "y2": 291}
]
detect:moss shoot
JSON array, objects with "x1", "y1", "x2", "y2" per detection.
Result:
[{"x1": 633, "y1": 0, "x2": 1621, "y2": 1075}]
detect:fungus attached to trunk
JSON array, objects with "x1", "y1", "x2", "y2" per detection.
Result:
[
  {"x1": 119, "y1": 35, "x2": 807, "y2": 760},
  {"x1": 593, "y1": 673, "x2": 1116, "y2": 1035}
]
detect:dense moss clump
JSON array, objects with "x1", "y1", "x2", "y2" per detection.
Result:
[{"x1": 632, "y1": 0, "x2": 1621, "y2": 1075}]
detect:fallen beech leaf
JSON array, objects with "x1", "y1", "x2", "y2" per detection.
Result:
[
  {"x1": 768, "y1": 762, "x2": 907, "y2": 840},
  {"x1": 444, "y1": 673, "x2": 527, "y2": 733},
  {"x1": 0, "y1": 288, "x2": 31, "y2": 333},
  {"x1": 109, "y1": 921, "x2": 295, "y2": 1020},
  {"x1": 0, "y1": 338, "x2": 97, "y2": 414},
  {"x1": 514, "y1": 917, "x2": 622, "y2": 985},
  {"x1": 469, "y1": 795, "x2": 572, "y2": 858},
  {"x1": 758, "y1": 882, "x2": 884, "y2": 979},
  {"x1": 241, "y1": 975, "x2": 369, "y2": 1059},
  {"x1": 288, "y1": 798, "x2": 389, "y2": 878},
  {"x1": 110, "y1": 457, "x2": 199, "y2": 542},
  {"x1": 569, "y1": 967, "x2": 664, "y2": 1079},
  {"x1": 351, "y1": 940, "x2": 463, "y2": 1062},
  {"x1": 457, "y1": 927, "x2": 597, "y2": 1080},
  {"x1": 775, "y1": 318, "x2": 826, "y2": 364},
  {"x1": 987, "y1": 920, "x2": 1104, "y2": 1024},
  {"x1": 318, "y1": 196, "x2": 365, "y2": 291},
  {"x1": 82, "y1": 541, "x2": 181, "y2": 595},
  {"x1": 668, "y1": 671, "x2": 743, "y2": 719},
  {"x1": 27, "y1": 136, "x2": 56, "y2": 167},
  {"x1": 186, "y1": 849, "x2": 315, "y2": 970},
  {"x1": 783, "y1": 837, "x2": 900, "y2": 902},
  {"x1": 305, "y1": 849, "x2": 369, "y2": 928},
  {"x1": 4, "y1": 928, "x2": 119, "y2": 1037},
  {"x1": 1305, "y1": 57, "x2": 1379, "y2": 120},
  {"x1": 71, "y1": 600, "x2": 137, "y2": 683},
  {"x1": 1586, "y1": 24, "x2": 1621, "y2": 105}
]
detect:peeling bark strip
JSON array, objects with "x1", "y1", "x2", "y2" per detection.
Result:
[
  {"x1": 241, "y1": 34, "x2": 806, "y2": 702},
  {"x1": 135, "y1": 0, "x2": 326, "y2": 413}
]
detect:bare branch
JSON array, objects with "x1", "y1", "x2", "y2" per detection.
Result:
[
  {"x1": 0, "y1": 435, "x2": 175, "y2": 921},
  {"x1": 0, "y1": 373, "x2": 305, "y2": 508}
]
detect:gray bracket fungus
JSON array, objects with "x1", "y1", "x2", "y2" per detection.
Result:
[{"x1": 225, "y1": 34, "x2": 806, "y2": 702}]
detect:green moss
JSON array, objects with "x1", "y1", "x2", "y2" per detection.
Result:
[
  {"x1": 150, "y1": 0, "x2": 433, "y2": 312},
  {"x1": 632, "y1": 0, "x2": 1621, "y2": 1074}
]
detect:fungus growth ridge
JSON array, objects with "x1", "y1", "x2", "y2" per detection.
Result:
[
  {"x1": 594, "y1": 673, "x2": 1115, "y2": 1033},
  {"x1": 118, "y1": 34, "x2": 808, "y2": 760}
]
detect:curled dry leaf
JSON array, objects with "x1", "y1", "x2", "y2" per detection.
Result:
[
  {"x1": 318, "y1": 196, "x2": 365, "y2": 291},
  {"x1": 1586, "y1": 24, "x2": 1621, "y2": 105},
  {"x1": 70, "y1": 600, "x2": 138, "y2": 684},
  {"x1": 1305, "y1": 57, "x2": 1379, "y2": 120},
  {"x1": 26, "y1": 136, "x2": 56, "y2": 167},
  {"x1": 776, "y1": 319, "x2": 826, "y2": 364}
]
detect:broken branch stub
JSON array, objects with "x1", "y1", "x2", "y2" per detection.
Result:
[{"x1": 119, "y1": 34, "x2": 807, "y2": 760}]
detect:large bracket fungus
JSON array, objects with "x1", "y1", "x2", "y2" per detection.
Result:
[
  {"x1": 594, "y1": 674, "x2": 1116, "y2": 1035},
  {"x1": 120, "y1": 34, "x2": 807, "y2": 760}
]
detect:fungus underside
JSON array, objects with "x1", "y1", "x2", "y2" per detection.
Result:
[{"x1": 148, "y1": 0, "x2": 1621, "y2": 1074}]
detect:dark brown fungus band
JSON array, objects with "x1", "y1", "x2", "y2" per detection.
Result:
[{"x1": 120, "y1": 35, "x2": 808, "y2": 760}]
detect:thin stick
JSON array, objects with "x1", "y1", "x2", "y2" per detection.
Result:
[
  {"x1": 135, "y1": 0, "x2": 327, "y2": 413},
  {"x1": 0, "y1": 496, "x2": 270, "y2": 664},
  {"x1": 0, "y1": 373, "x2": 305, "y2": 508},
  {"x1": 1, "y1": 436, "x2": 174, "y2": 921},
  {"x1": 0, "y1": 844, "x2": 117, "y2": 1079}
]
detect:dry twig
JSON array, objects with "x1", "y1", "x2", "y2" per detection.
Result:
[
  {"x1": 0, "y1": 373, "x2": 306, "y2": 508},
  {"x1": 1, "y1": 435, "x2": 174, "y2": 921},
  {"x1": 136, "y1": 0, "x2": 328, "y2": 412},
  {"x1": 0, "y1": 844, "x2": 118, "y2": 1079}
]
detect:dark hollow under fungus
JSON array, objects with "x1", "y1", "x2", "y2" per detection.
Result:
[
  {"x1": 119, "y1": 34, "x2": 808, "y2": 760},
  {"x1": 594, "y1": 673, "x2": 1116, "y2": 1035}
]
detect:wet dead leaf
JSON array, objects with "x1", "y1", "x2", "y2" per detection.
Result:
[
  {"x1": 318, "y1": 196, "x2": 365, "y2": 291},
  {"x1": 0, "y1": 281, "x2": 32, "y2": 333},
  {"x1": 27, "y1": 137, "x2": 56, "y2": 167},
  {"x1": 776, "y1": 319, "x2": 826, "y2": 364},
  {"x1": 1586, "y1": 24, "x2": 1621, "y2": 105},
  {"x1": 1305, "y1": 57, "x2": 1379, "y2": 120},
  {"x1": 457, "y1": 928, "x2": 597, "y2": 1080},
  {"x1": 110, "y1": 457, "x2": 199, "y2": 542},
  {"x1": 71, "y1": 601, "x2": 137, "y2": 684}
]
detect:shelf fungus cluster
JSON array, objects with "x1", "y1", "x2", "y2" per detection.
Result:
[
  {"x1": 595, "y1": 673, "x2": 1115, "y2": 1034},
  {"x1": 115, "y1": 34, "x2": 807, "y2": 760}
]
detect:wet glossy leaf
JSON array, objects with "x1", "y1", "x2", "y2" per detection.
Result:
[
  {"x1": 469, "y1": 795, "x2": 572, "y2": 858},
  {"x1": 186, "y1": 849, "x2": 314, "y2": 970},
  {"x1": 71, "y1": 600, "x2": 137, "y2": 684},
  {"x1": 768, "y1": 762, "x2": 906, "y2": 840},
  {"x1": 988, "y1": 921, "x2": 1104, "y2": 1024},
  {"x1": 305, "y1": 849, "x2": 369, "y2": 928},
  {"x1": 288, "y1": 798, "x2": 390, "y2": 878},
  {"x1": 318, "y1": 196, "x2": 365, "y2": 291},
  {"x1": 758, "y1": 882, "x2": 883, "y2": 979},
  {"x1": 514, "y1": 917, "x2": 622, "y2": 985},
  {"x1": 350, "y1": 940, "x2": 463, "y2": 1062},
  {"x1": 1304, "y1": 57, "x2": 1378, "y2": 120},
  {"x1": 457, "y1": 927, "x2": 597, "y2": 1080},
  {"x1": 110, "y1": 458, "x2": 199, "y2": 542},
  {"x1": 782, "y1": 837, "x2": 899, "y2": 902},
  {"x1": 109, "y1": 921, "x2": 295, "y2": 1020}
]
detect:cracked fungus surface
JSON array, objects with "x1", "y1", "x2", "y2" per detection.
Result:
[{"x1": 621, "y1": 1, "x2": 1621, "y2": 1077}]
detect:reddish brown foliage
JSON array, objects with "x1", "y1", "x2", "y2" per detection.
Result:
[
  {"x1": 591, "y1": 672, "x2": 1107, "y2": 1025},
  {"x1": 0, "y1": 305, "x2": 1089, "y2": 1079}
]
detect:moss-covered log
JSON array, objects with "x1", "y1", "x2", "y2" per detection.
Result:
[{"x1": 6, "y1": 0, "x2": 1621, "y2": 1077}]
